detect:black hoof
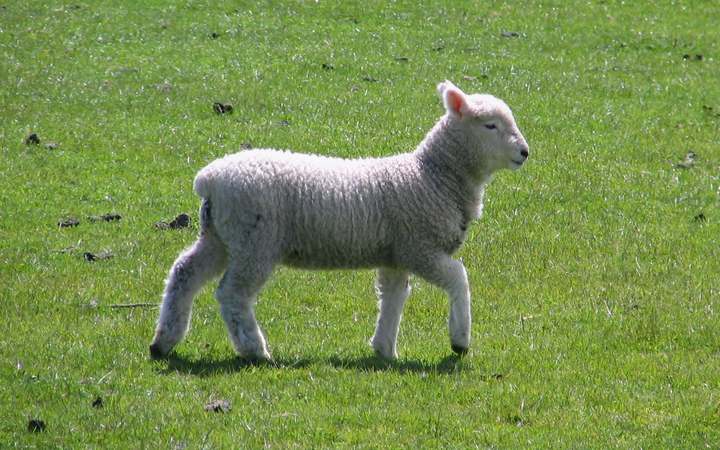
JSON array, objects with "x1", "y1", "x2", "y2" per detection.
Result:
[
  {"x1": 236, "y1": 355, "x2": 271, "y2": 367},
  {"x1": 149, "y1": 344, "x2": 167, "y2": 360},
  {"x1": 451, "y1": 344, "x2": 469, "y2": 356}
]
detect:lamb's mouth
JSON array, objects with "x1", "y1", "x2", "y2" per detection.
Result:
[{"x1": 511, "y1": 159, "x2": 525, "y2": 166}]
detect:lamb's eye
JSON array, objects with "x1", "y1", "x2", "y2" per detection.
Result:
[{"x1": 484, "y1": 124, "x2": 497, "y2": 130}]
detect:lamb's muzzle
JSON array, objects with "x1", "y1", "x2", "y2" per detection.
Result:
[
  {"x1": 150, "y1": 80, "x2": 529, "y2": 361},
  {"x1": 512, "y1": 147, "x2": 530, "y2": 167}
]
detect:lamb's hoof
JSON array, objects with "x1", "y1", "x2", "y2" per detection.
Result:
[
  {"x1": 234, "y1": 355, "x2": 267, "y2": 367},
  {"x1": 451, "y1": 344, "x2": 469, "y2": 356},
  {"x1": 373, "y1": 348, "x2": 398, "y2": 360},
  {"x1": 374, "y1": 347, "x2": 400, "y2": 360},
  {"x1": 239, "y1": 354, "x2": 272, "y2": 366},
  {"x1": 237, "y1": 349, "x2": 272, "y2": 365},
  {"x1": 149, "y1": 343, "x2": 168, "y2": 360}
]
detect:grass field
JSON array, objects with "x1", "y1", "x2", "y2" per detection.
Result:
[{"x1": 2, "y1": 0, "x2": 720, "y2": 447}]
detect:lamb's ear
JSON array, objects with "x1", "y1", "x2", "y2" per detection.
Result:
[{"x1": 438, "y1": 81, "x2": 469, "y2": 119}]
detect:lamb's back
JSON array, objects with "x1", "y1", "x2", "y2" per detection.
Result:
[{"x1": 194, "y1": 149, "x2": 422, "y2": 269}]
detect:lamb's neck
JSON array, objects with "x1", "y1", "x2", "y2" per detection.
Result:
[
  {"x1": 414, "y1": 119, "x2": 493, "y2": 221},
  {"x1": 415, "y1": 118, "x2": 493, "y2": 189}
]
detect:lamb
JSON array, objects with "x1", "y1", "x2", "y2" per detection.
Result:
[{"x1": 149, "y1": 80, "x2": 529, "y2": 361}]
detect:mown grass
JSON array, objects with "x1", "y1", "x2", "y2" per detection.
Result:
[{"x1": 1, "y1": 0, "x2": 719, "y2": 448}]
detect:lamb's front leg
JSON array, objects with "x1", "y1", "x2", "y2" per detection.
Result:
[
  {"x1": 444, "y1": 259, "x2": 471, "y2": 355},
  {"x1": 371, "y1": 269, "x2": 411, "y2": 359},
  {"x1": 412, "y1": 256, "x2": 471, "y2": 355}
]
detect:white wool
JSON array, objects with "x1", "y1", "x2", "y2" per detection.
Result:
[{"x1": 151, "y1": 81, "x2": 529, "y2": 361}]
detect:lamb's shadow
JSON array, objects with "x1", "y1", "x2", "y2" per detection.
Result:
[
  {"x1": 156, "y1": 353, "x2": 471, "y2": 377},
  {"x1": 326, "y1": 354, "x2": 470, "y2": 375},
  {"x1": 156, "y1": 354, "x2": 315, "y2": 377}
]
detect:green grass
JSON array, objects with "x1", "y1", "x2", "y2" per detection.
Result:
[{"x1": 2, "y1": 0, "x2": 720, "y2": 447}]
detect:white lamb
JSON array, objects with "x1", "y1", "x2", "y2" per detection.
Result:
[{"x1": 150, "y1": 81, "x2": 529, "y2": 361}]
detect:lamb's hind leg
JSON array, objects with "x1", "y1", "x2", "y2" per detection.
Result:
[
  {"x1": 215, "y1": 259, "x2": 274, "y2": 361},
  {"x1": 150, "y1": 234, "x2": 228, "y2": 358},
  {"x1": 371, "y1": 269, "x2": 411, "y2": 359}
]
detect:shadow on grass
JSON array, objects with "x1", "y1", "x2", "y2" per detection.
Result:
[
  {"x1": 326, "y1": 354, "x2": 470, "y2": 375},
  {"x1": 155, "y1": 352, "x2": 478, "y2": 377},
  {"x1": 155, "y1": 353, "x2": 315, "y2": 377}
]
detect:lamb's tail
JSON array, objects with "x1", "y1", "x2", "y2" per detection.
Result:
[
  {"x1": 198, "y1": 197, "x2": 214, "y2": 238},
  {"x1": 194, "y1": 167, "x2": 219, "y2": 238},
  {"x1": 193, "y1": 169, "x2": 222, "y2": 240},
  {"x1": 193, "y1": 169, "x2": 211, "y2": 199}
]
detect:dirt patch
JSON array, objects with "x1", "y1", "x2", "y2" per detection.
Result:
[
  {"x1": 28, "y1": 419, "x2": 46, "y2": 433},
  {"x1": 25, "y1": 134, "x2": 40, "y2": 145},
  {"x1": 156, "y1": 213, "x2": 191, "y2": 230},
  {"x1": 213, "y1": 103, "x2": 233, "y2": 114},
  {"x1": 204, "y1": 399, "x2": 231, "y2": 413},
  {"x1": 58, "y1": 218, "x2": 80, "y2": 228},
  {"x1": 84, "y1": 252, "x2": 113, "y2": 262}
]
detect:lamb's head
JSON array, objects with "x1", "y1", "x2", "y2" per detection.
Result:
[{"x1": 438, "y1": 80, "x2": 529, "y2": 172}]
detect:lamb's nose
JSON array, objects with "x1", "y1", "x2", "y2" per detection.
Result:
[{"x1": 520, "y1": 148, "x2": 529, "y2": 158}]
